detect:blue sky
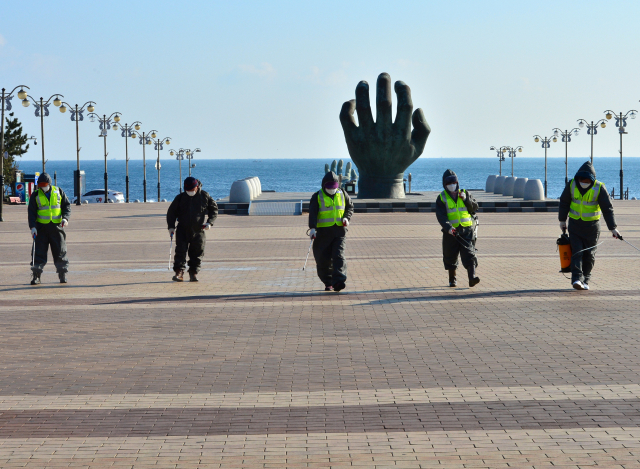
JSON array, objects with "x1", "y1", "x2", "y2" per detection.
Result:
[{"x1": 2, "y1": 0, "x2": 640, "y2": 161}]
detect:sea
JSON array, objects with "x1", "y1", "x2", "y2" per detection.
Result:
[{"x1": 14, "y1": 157, "x2": 640, "y2": 201}]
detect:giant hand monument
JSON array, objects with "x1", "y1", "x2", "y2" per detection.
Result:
[{"x1": 339, "y1": 73, "x2": 431, "y2": 198}]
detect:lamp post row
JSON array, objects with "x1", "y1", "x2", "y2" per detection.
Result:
[
  {"x1": 0, "y1": 84, "x2": 202, "y2": 219},
  {"x1": 532, "y1": 109, "x2": 637, "y2": 200}
]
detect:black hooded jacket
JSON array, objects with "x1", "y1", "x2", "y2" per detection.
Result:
[
  {"x1": 308, "y1": 171, "x2": 354, "y2": 230},
  {"x1": 559, "y1": 161, "x2": 616, "y2": 230},
  {"x1": 435, "y1": 169, "x2": 479, "y2": 232},
  {"x1": 167, "y1": 188, "x2": 218, "y2": 232}
]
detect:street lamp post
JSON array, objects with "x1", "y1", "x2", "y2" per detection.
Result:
[
  {"x1": 184, "y1": 148, "x2": 201, "y2": 176},
  {"x1": 88, "y1": 112, "x2": 122, "y2": 203},
  {"x1": 505, "y1": 146, "x2": 523, "y2": 177},
  {"x1": 489, "y1": 146, "x2": 509, "y2": 176},
  {"x1": 552, "y1": 127, "x2": 580, "y2": 185},
  {"x1": 149, "y1": 135, "x2": 171, "y2": 201},
  {"x1": 533, "y1": 135, "x2": 558, "y2": 198},
  {"x1": 22, "y1": 92, "x2": 64, "y2": 173},
  {"x1": 169, "y1": 149, "x2": 185, "y2": 193},
  {"x1": 0, "y1": 85, "x2": 30, "y2": 222},
  {"x1": 603, "y1": 109, "x2": 637, "y2": 199},
  {"x1": 113, "y1": 121, "x2": 141, "y2": 203},
  {"x1": 59, "y1": 100, "x2": 96, "y2": 205},
  {"x1": 577, "y1": 118, "x2": 608, "y2": 164},
  {"x1": 131, "y1": 128, "x2": 157, "y2": 202}
]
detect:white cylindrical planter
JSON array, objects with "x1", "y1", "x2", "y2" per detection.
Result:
[
  {"x1": 493, "y1": 176, "x2": 506, "y2": 194},
  {"x1": 229, "y1": 180, "x2": 253, "y2": 203},
  {"x1": 502, "y1": 177, "x2": 517, "y2": 196},
  {"x1": 485, "y1": 175, "x2": 497, "y2": 192},
  {"x1": 513, "y1": 178, "x2": 528, "y2": 198},
  {"x1": 523, "y1": 179, "x2": 545, "y2": 200}
]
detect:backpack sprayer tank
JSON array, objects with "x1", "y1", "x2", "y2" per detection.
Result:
[{"x1": 557, "y1": 232, "x2": 572, "y2": 273}]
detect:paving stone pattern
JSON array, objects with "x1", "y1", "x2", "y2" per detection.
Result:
[{"x1": 0, "y1": 201, "x2": 639, "y2": 468}]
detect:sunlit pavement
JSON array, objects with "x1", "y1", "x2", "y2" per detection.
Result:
[{"x1": 1, "y1": 201, "x2": 640, "y2": 468}]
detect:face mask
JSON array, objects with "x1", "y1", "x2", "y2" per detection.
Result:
[
  {"x1": 186, "y1": 190, "x2": 196, "y2": 196},
  {"x1": 324, "y1": 188, "x2": 337, "y2": 195},
  {"x1": 579, "y1": 182, "x2": 591, "y2": 189},
  {"x1": 446, "y1": 184, "x2": 457, "y2": 192},
  {"x1": 40, "y1": 185, "x2": 50, "y2": 192}
]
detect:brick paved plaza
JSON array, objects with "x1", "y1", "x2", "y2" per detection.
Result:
[{"x1": 0, "y1": 201, "x2": 639, "y2": 468}]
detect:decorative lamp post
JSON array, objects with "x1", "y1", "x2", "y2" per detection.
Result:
[
  {"x1": 533, "y1": 134, "x2": 558, "y2": 198},
  {"x1": 21, "y1": 92, "x2": 65, "y2": 173},
  {"x1": 184, "y1": 148, "x2": 201, "y2": 176},
  {"x1": 577, "y1": 118, "x2": 607, "y2": 164},
  {"x1": 88, "y1": 112, "x2": 122, "y2": 203},
  {"x1": 505, "y1": 146, "x2": 523, "y2": 177},
  {"x1": 0, "y1": 85, "x2": 30, "y2": 222},
  {"x1": 131, "y1": 127, "x2": 157, "y2": 202},
  {"x1": 169, "y1": 149, "x2": 185, "y2": 193},
  {"x1": 603, "y1": 109, "x2": 637, "y2": 199},
  {"x1": 149, "y1": 135, "x2": 171, "y2": 201},
  {"x1": 59, "y1": 100, "x2": 96, "y2": 205},
  {"x1": 113, "y1": 121, "x2": 141, "y2": 203},
  {"x1": 489, "y1": 146, "x2": 509, "y2": 176},
  {"x1": 551, "y1": 127, "x2": 580, "y2": 185}
]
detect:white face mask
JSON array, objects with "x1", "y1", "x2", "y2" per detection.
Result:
[
  {"x1": 186, "y1": 190, "x2": 197, "y2": 196},
  {"x1": 446, "y1": 184, "x2": 457, "y2": 192},
  {"x1": 40, "y1": 185, "x2": 50, "y2": 192},
  {"x1": 324, "y1": 188, "x2": 337, "y2": 195},
  {"x1": 579, "y1": 181, "x2": 591, "y2": 189}
]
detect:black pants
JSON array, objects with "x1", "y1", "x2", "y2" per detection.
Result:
[
  {"x1": 313, "y1": 230, "x2": 347, "y2": 287},
  {"x1": 173, "y1": 228, "x2": 206, "y2": 273},
  {"x1": 442, "y1": 226, "x2": 477, "y2": 270},
  {"x1": 31, "y1": 222, "x2": 69, "y2": 274},
  {"x1": 568, "y1": 221, "x2": 599, "y2": 284}
]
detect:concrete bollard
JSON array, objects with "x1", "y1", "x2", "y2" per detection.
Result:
[
  {"x1": 502, "y1": 177, "x2": 517, "y2": 196},
  {"x1": 523, "y1": 179, "x2": 545, "y2": 200},
  {"x1": 485, "y1": 175, "x2": 497, "y2": 192},
  {"x1": 513, "y1": 178, "x2": 528, "y2": 198},
  {"x1": 229, "y1": 179, "x2": 253, "y2": 203},
  {"x1": 493, "y1": 176, "x2": 506, "y2": 194}
]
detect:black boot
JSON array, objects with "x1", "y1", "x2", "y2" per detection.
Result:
[
  {"x1": 448, "y1": 269, "x2": 457, "y2": 287},
  {"x1": 188, "y1": 271, "x2": 198, "y2": 282},
  {"x1": 172, "y1": 269, "x2": 184, "y2": 282},
  {"x1": 467, "y1": 265, "x2": 480, "y2": 287},
  {"x1": 30, "y1": 271, "x2": 41, "y2": 285},
  {"x1": 58, "y1": 272, "x2": 67, "y2": 284}
]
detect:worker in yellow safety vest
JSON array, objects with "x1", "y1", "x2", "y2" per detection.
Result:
[
  {"x1": 27, "y1": 173, "x2": 71, "y2": 285},
  {"x1": 435, "y1": 169, "x2": 480, "y2": 287},
  {"x1": 559, "y1": 161, "x2": 620, "y2": 290},
  {"x1": 307, "y1": 171, "x2": 354, "y2": 292}
]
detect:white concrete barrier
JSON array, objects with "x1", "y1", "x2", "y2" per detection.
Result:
[
  {"x1": 523, "y1": 179, "x2": 545, "y2": 200},
  {"x1": 513, "y1": 178, "x2": 528, "y2": 198},
  {"x1": 485, "y1": 175, "x2": 497, "y2": 192},
  {"x1": 493, "y1": 176, "x2": 506, "y2": 194},
  {"x1": 502, "y1": 177, "x2": 517, "y2": 196},
  {"x1": 229, "y1": 179, "x2": 253, "y2": 203}
]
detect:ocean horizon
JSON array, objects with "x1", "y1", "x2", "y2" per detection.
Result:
[{"x1": 13, "y1": 157, "x2": 640, "y2": 201}]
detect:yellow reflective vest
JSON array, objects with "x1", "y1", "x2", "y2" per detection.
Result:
[
  {"x1": 440, "y1": 190, "x2": 472, "y2": 228},
  {"x1": 568, "y1": 179, "x2": 603, "y2": 222},
  {"x1": 35, "y1": 186, "x2": 63, "y2": 224},
  {"x1": 317, "y1": 190, "x2": 345, "y2": 227}
]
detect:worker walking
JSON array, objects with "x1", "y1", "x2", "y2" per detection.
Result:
[
  {"x1": 559, "y1": 161, "x2": 619, "y2": 290},
  {"x1": 28, "y1": 173, "x2": 71, "y2": 285},
  {"x1": 167, "y1": 177, "x2": 218, "y2": 282},
  {"x1": 435, "y1": 169, "x2": 480, "y2": 287},
  {"x1": 308, "y1": 171, "x2": 354, "y2": 292}
]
